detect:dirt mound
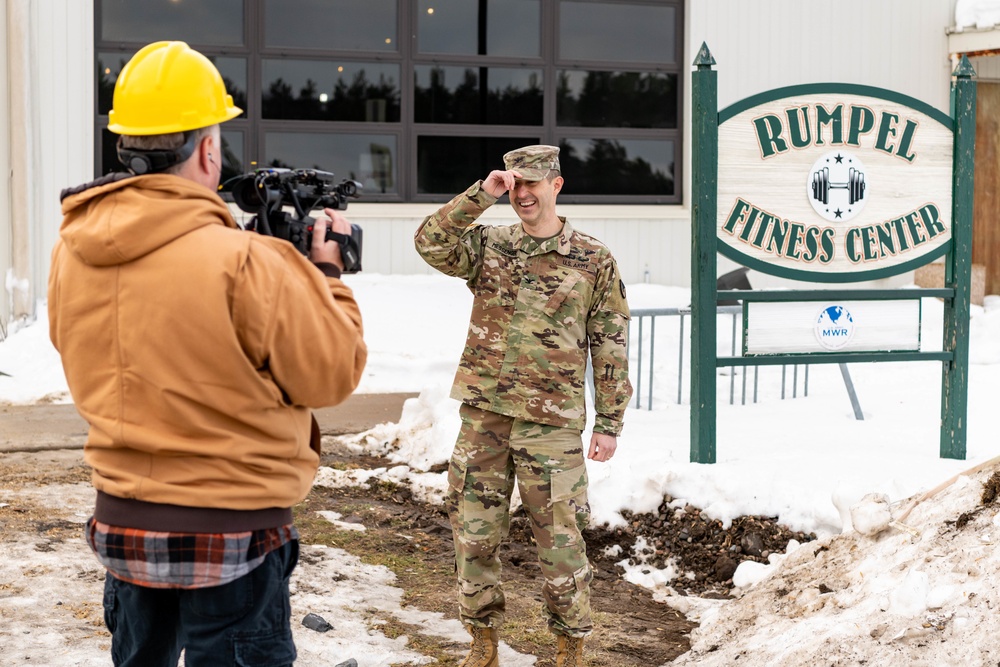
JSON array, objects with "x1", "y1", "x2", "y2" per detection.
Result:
[{"x1": 606, "y1": 498, "x2": 817, "y2": 597}]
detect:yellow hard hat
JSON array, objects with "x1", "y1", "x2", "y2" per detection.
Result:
[{"x1": 108, "y1": 41, "x2": 242, "y2": 135}]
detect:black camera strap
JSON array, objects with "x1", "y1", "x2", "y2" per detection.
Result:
[{"x1": 326, "y1": 231, "x2": 361, "y2": 271}]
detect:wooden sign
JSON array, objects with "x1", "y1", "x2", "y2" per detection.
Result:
[{"x1": 717, "y1": 85, "x2": 954, "y2": 282}]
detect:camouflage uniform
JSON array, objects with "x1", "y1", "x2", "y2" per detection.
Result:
[{"x1": 414, "y1": 146, "x2": 632, "y2": 638}]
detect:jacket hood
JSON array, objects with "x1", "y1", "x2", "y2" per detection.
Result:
[{"x1": 59, "y1": 173, "x2": 237, "y2": 267}]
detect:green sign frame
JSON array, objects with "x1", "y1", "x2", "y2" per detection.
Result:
[{"x1": 690, "y1": 44, "x2": 976, "y2": 463}]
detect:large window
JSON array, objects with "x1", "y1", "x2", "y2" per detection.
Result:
[{"x1": 95, "y1": 0, "x2": 682, "y2": 203}]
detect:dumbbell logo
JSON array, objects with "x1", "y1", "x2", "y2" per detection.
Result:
[
  {"x1": 811, "y1": 167, "x2": 866, "y2": 205},
  {"x1": 806, "y1": 151, "x2": 869, "y2": 223}
]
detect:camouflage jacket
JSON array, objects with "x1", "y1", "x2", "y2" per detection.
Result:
[{"x1": 414, "y1": 181, "x2": 632, "y2": 435}]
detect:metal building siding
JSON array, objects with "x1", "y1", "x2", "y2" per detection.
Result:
[
  {"x1": 2, "y1": 0, "x2": 92, "y2": 322},
  {"x1": 0, "y1": 6, "x2": 9, "y2": 328},
  {"x1": 687, "y1": 0, "x2": 955, "y2": 113},
  {"x1": 31, "y1": 1, "x2": 94, "y2": 300}
]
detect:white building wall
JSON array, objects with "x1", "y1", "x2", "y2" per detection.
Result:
[
  {"x1": 1, "y1": 0, "x2": 92, "y2": 329},
  {"x1": 686, "y1": 0, "x2": 955, "y2": 115},
  {"x1": 1, "y1": 0, "x2": 973, "y2": 321},
  {"x1": 0, "y1": 4, "x2": 9, "y2": 330},
  {"x1": 32, "y1": 2, "x2": 94, "y2": 300}
]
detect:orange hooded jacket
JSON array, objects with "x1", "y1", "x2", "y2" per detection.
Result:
[{"x1": 48, "y1": 174, "x2": 366, "y2": 525}]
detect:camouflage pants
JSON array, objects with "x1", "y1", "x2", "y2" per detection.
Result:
[{"x1": 446, "y1": 403, "x2": 593, "y2": 637}]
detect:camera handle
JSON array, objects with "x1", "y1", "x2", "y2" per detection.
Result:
[{"x1": 324, "y1": 229, "x2": 361, "y2": 271}]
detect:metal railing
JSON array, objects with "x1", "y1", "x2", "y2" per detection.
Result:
[{"x1": 629, "y1": 305, "x2": 811, "y2": 410}]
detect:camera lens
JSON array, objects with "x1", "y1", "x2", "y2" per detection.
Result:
[{"x1": 231, "y1": 175, "x2": 265, "y2": 212}]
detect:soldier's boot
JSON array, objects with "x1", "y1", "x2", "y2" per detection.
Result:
[
  {"x1": 459, "y1": 625, "x2": 499, "y2": 667},
  {"x1": 555, "y1": 635, "x2": 585, "y2": 667}
]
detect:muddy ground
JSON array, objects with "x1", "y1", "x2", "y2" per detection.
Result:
[
  {"x1": 0, "y1": 398, "x2": 815, "y2": 666},
  {"x1": 296, "y1": 443, "x2": 817, "y2": 666}
]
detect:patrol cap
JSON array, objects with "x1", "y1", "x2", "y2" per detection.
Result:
[{"x1": 503, "y1": 145, "x2": 561, "y2": 181}]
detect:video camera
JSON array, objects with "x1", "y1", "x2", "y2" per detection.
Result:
[{"x1": 230, "y1": 168, "x2": 363, "y2": 273}]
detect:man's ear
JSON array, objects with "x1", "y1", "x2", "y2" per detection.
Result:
[
  {"x1": 198, "y1": 133, "x2": 217, "y2": 172},
  {"x1": 552, "y1": 175, "x2": 564, "y2": 195}
]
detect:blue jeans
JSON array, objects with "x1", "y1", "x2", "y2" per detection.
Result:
[{"x1": 102, "y1": 540, "x2": 299, "y2": 667}]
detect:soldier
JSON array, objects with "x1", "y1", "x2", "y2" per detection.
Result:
[{"x1": 414, "y1": 145, "x2": 632, "y2": 667}]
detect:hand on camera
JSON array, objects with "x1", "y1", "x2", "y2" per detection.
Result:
[{"x1": 310, "y1": 208, "x2": 352, "y2": 269}]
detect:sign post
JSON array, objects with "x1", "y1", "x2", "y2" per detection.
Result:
[
  {"x1": 941, "y1": 57, "x2": 977, "y2": 459},
  {"x1": 688, "y1": 47, "x2": 977, "y2": 463},
  {"x1": 691, "y1": 43, "x2": 718, "y2": 464}
]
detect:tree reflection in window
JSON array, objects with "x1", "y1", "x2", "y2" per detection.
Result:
[
  {"x1": 262, "y1": 68, "x2": 400, "y2": 122},
  {"x1": 559, "y1": 139, "x2": 674, "y2": 196},
  {"x1": 414, "y1": 66, "x2": 542, "y2": 125},
  {"x1": 557, "y1": 71, "x2": 677, "y2": 129}
]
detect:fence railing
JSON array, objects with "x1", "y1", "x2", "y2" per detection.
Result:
[{"x1": 629, "y1": 305, "x2": 812, "y2": 410}]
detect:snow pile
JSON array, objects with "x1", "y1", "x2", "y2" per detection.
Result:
[
  {"x1": 670, "y1": 463, "x2": 1000, "y2": 666},
  {"x1": 338, "y1": 385, "x2": 461, "y2": 472},
  {"x1": 954, "y1": 0, "x2": 1000, "y2": 31}
]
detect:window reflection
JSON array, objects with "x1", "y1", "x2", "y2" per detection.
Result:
[
  {"x1": 558, "y1": 138, "x2": 674, "y2": 196},
  {"x1": 265, "y1": 133, "x2": 397, "y2": 195},
  {"x1": 219, "y1": 131, "x2": 245, "y2": 190},
  {"x1": 96, "y1": 0, "x2": 683, "y2": 201},
  {"x1": 418, "y1": 0, "x2": 539, "y2": 57},
  {"x1": 414, "y1": 66, "x2": 542, "y2": 125},
  {"x1": 557, "y1": 70, "x2": 677, "y2": 129},
  {"x1": 100, "y1": 0, "x2": 243, "y2": 45},
  {"x1": 263, "y1": 60, "x2": 400, "y2": 122},
  {"x1": 559, "y1": 1, "x2": 675, "y2": 63},
  {"x1": 101, "y1": 129, "x2": 123, "y2": 175},
  {"x1": 97, "y1": 53, "x2": 131, "y2": 116},
  {"x1": 264, "y1": 0, "x2": 397, "y2": 51},
  {"x1": 417, "y1": 136, "x2": 538, "y2": 194},
  {"x1": 213, "y1": 59, "x2": 248, "y2": 119}
]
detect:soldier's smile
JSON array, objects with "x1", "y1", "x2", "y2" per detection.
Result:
[{"x1": 516, "y1": 198, "x2": 538, "y2": 212}]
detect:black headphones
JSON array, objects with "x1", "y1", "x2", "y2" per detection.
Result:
[{"x1": 116, "y1": 131, "x2": 199, "y2": 175}]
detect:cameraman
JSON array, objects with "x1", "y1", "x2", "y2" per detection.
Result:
[{"x1": 48, "y1": 41, "x2": 366, "y2": 667}]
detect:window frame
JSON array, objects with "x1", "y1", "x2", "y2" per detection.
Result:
[{"x1": 94, "y1": 0, "x2": 683, "y2": 204}]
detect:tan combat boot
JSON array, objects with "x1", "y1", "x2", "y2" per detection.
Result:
[
  {"x1": 459, "y1": 625, "x2": 499, "y2": 667},
  {"x1": 555, "y1": 634, "x2": 585, "y2": 667}
]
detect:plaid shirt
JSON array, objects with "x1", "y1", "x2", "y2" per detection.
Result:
[{"x1": 87, "y1": 518, "x2": 297, "y2": 589}]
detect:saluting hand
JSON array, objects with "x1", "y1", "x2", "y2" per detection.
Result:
[{"x1": 483, "y1": 169, "x2": 522, "y2": 198}]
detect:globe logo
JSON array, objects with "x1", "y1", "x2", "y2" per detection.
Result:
[{"x1": 815, "y1": 305, "x2": 855, "y2": 350}]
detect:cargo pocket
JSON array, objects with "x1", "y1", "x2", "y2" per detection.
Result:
[
  {"x1": 477, "y1": 261, "x2": 515, "y2": 310},
  {"x1": 550, "y1": 463, "x2": 590, "y2": 548},
  {"x1": 445, "y1": 457, "x2": 468, "y2": 529}
]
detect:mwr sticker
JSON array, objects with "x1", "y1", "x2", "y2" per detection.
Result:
[{"x1": 815, "y1": 304, "x2": 855, "y2": 350}]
